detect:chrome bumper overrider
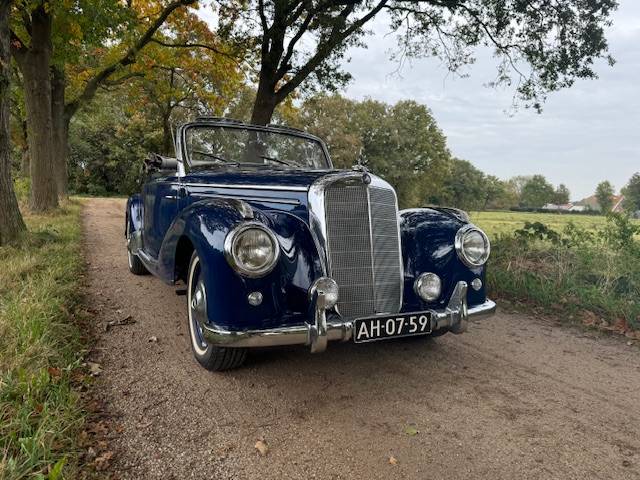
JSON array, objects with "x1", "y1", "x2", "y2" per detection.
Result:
[{"x1": 199, "y1": 281, "x2": 496, "y2": 353}]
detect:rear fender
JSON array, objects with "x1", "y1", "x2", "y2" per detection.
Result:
[{"x1": 125, "y1": 194, "x2": 144, "y2": 254}]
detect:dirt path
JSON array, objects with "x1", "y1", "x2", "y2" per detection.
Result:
[{"x1": 82, "y1": 197, "x2": 640, "y2": 480}]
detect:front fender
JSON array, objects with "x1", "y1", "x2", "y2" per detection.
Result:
[
  {"x1": 159, "y1": 199, "x2": 325, "y2": 331},
  {"x1": 400, "y1": 208, "x2": 487, "y2": 311}
]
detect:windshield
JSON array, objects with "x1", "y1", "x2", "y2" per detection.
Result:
[{"x1": 184, "y1": 125, "x2": 330, "y2": 170}]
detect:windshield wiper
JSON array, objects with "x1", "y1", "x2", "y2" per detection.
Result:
[
  {"x1": 192, "y1": 149, "x2": 237, "y2": 165},
  {"x1": 259, "y1": 155, "x2": 294, "y2": 167}
]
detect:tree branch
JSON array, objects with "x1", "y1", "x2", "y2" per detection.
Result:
[
  {"x1": 275, "y1": 0, "x2": 388, "y2": 102},
  {"x1": 64, "y1": 0, "x2": 196, "y2": 120},
  {"x1": 102, "y1": 71, "x2": 145, "y2": 87},
  {"x1": 150, "y1": 37, "x2": 226, "y2": 55},
  {"x1": 149, "y1": 37, "x2": 245, "y2": 67}
]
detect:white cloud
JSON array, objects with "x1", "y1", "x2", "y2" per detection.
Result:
[
  {"x1": 342, "y1": 2, "x2": 640, "y2": 199},
  {"x1": 195, "y1": 2, "x2": 639, "y2": 199}
]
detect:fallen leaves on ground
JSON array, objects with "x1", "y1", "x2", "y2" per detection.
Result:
[
  {"x1": 389, "y1": 456, "x2": 398, "y2": 465},
  {"x1": 581, "y1": 311, "x2": 640, "y2": 340},
  {"x1": 93, "y1": 451, "x2": 114, "y2": 470},
  {"x1": 404, "y1": 424, "x2": 419, "y2": 436},
  {"x1": 255, "y1": 439, "x2": 269, "y2": 456},
  {"x1": 88, "y1": 362, "x2": 102, "y2": 376},
  {"x1": 105, "y1": 315, "x2": 136, "y2": 332}
]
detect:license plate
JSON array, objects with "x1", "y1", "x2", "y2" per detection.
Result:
[{"x1": 353, "y1": 312, "x2": 433, "y2": 343}]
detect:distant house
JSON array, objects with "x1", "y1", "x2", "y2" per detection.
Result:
[
  {"x1": 573, "y1": 194, "x2": 626, "y2": 213},
  {"x1": 542, "y1": 203, "x2": 574, "y2": 211},
  {"x1": 542, "y1": 202, "x2": 588, "y2": 212},
  {"x1": 611, "y1": 195, "x2": 625, "y2": 213}
]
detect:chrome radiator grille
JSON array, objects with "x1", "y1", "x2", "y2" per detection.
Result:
[{"x1": 324, "y1": 183, "x2": 402, "y2": 319}]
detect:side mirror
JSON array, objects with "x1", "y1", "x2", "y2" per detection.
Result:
[{"x1": 144, "y1": 153, "x2": 178, "y2": 173}]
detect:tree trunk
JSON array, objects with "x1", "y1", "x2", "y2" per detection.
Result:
[
  {"x1": 0, "y1": 0, "x2": 26, "y2": 244},
  {"x1": 20, "y1": 148, "x2": 29, "y2": 176},
  {"x1": 250, "y1": 80, "x2": 278, "y2": 125},
  {"x1": 19, "y1": 119, "x2": 29, "y2": 176},
  {"x1": 15, "y1": 5, "x2": 57, "y2": 212},
  {"x1": 51, "y1": 65, "x2": 68, "y2": 198}
]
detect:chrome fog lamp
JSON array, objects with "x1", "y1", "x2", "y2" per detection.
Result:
[
  {"x1": 224, "y1": 222, "x2": 280, "y2": 278},
  {"x1": 455, "y1": 225, "x2": 490, "y2": 268},
  {"x1": 414, "y1": 272, "x2": 442, "y2": 302},
  {"x1": 310, "y1": 277, "x2": 339, "y2": 309}
]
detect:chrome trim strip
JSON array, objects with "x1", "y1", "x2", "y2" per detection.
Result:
[
  {"x1": 384, "y1": 183, "x2": 405, "y2": 314},
  {"x1": 183, "y1": 182, "x2": 308, "y2": 192},
  {"x1": 193, "y1": 192, "x2": 300, "y2": 205},
  {"x1": 199, "y1": 281, "x2": 495, "y2": 350},
  {"x1": 176, "y1": 124, "x2": 186, "y2": 178},
  {"x1": 366, "y1": 185, "x2": 378, "y2": 307}
]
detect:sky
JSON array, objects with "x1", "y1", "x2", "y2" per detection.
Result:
[
  {"x1": 340, "y1": 3, "x2": 640, "y2": 201},
  {"x1": 198, "y1": 2, "x2": 639, "y2": 200}
]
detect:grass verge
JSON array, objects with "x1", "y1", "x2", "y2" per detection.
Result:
[
  {"x1": 0, "y1": 201, "x2": 86, "y2": 479},
  {"x1": 486, "y1": 215, "x2": 640, "y2": 335}
]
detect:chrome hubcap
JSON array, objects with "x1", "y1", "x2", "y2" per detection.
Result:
[
  {"x1": 126, "y1": 226, "x2": 134, "y2": 268},
  {"x1": 188, "y1": 260, "x2": 208, "y2": 352}
]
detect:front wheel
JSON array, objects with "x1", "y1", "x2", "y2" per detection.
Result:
[{"x1": 187, "y1": 252, "x2": 247, "y2": 371}]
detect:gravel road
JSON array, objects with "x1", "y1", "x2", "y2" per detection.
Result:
[{"x1": 82, "y1": 197, "x2": 640, "y2": 480}]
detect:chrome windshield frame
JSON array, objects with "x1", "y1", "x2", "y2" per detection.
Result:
[{"x1": 177, "y1": 120, "x2": 333, "y2": 173}]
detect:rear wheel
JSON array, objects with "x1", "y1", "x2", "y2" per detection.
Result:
[
  {"x1": 187, "y1": 252, "x2": 247, "y2": 371},
  {"x1": 126, "y1": 224, "x2": 148, "y2": 275}
]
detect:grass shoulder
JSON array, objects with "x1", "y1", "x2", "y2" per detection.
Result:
[
  {"x1": 473, "y1": 212, "x2": 640, "y2": 336},
  {"x1": 0, "y1": 200, "x2": 89, "y2": 479}
]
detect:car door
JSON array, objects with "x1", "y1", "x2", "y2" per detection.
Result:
[{"x1": 142, "y1": 172, "x2": 181, "y2": 259}]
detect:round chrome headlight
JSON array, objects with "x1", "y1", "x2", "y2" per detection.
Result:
[
  {"x1": 414, "y1": 273, "x2": 442, "y2": 302},
  {"x1": 224, "y1": 223, "x2": 280, "y2": 277},
  {"x1": 455, "y1": 225, "x2": 490, "y2": 268}
]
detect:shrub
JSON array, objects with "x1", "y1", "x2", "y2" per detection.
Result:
[{"x1": 488, "y1": 213, "x2": 640, "y2": 331}]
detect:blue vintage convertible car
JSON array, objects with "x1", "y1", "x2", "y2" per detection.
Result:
[{"x1": 126, "y1": 118, "x2": 496, "y2": 370}]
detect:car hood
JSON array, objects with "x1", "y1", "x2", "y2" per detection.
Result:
[{"x1": 183, "y1": 167, "x2": 341, "y2": 190}]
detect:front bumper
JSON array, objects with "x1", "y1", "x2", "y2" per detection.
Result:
[{"x1": 200, "y1": 281, "x2": 496, "y2": 353}]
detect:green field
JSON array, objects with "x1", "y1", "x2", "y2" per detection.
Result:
[{"x1": 469, "y1": 211, "x2": 637, "y2": 238}]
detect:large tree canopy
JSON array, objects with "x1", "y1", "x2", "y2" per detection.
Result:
[
  {"x1": 521, "y1": 174, "x2": 555, "y2": 208},
  {"x1": 213, "y1": 0, "x2": 617, "y2": 124},
  {"x1": 8, "y1": 0, "x2": 197, "y2": 210},
  {"x1": 293, "y1": 94, "x2": 452, "y2": 208},
  {"x1": 596, "y1": 180, "x2": 614, "y2": 212}
]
